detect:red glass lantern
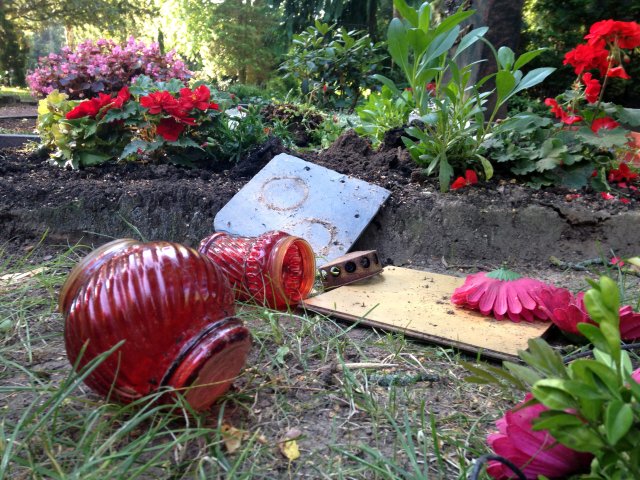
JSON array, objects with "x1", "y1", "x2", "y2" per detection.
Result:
[
  {"x1": 60, "y1": 239, "x2": 251, "y2": 411},
  {"x1": 198, "y1": 231, "x2": 316, "y2": 310}
]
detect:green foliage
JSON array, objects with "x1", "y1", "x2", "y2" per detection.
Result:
[
  {"x1": 481, "y1": 113, "x2": 631, "y2": 189},
  {"x1": 377, "y1": 0, "x2": 554, "y2": 191},
  {"x1": 355, "y1": 86, "x2": 414, "y2": 147},
  {"x1": 37, "y1": 90, "x2": 132, "y2": 169},
  {"x1": 280, "y1": 20, "x2": 387, "y2": 110},
  {"x1": 465, "y1": 276, "x2": 640, "y2": 478}
]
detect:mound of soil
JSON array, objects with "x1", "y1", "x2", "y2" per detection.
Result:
[{"x1": 1, "y1": 129, "x2": 639, "y2": 266}]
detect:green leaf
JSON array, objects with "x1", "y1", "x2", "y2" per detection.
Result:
[
  {"x1": 495, "y1": 70, "x2": 516, "y2": 102},
  {"x1": 497, "y1": 46, "x2": 515, "y2": 69},
  {"x1": 372, "y1": 74, "x2": 403, "y2": 97},
  {"x1": 76, "y1": 151, "x2": 112, "y2": 167},
  {"x1": 438, "y1": 156, "x2": 453, "y2": 192},
  {"x1": 393, "y1": 0, "x2": 419, "y2": 27},
  {"x1": 605, "y1": 401, "x2": 633, "y2": 446},
  {"x1": 417, "y1": 2, "x2": 431, "y2": 31},
  {"x1": 423, "y1": 27, "x2": 460, "y2": 65},
  {"x1": 569, "y1": 359, "x2": 621, "y2": 399},
  {"x1": 505, "y1": 362, "x2": 543, "y2": 386},
  {"x1": 387, "y1": 19, "x2": 410, "y2": 77},
  {"x1": 551, "y1": 425, "x2": 606, "y2": 452},
  {"x1": 533, "y1": 411, "x2": 584, "y2": 431},
  {"x1": 433, "y1": 9, "x2": 474, "y2": 37},
  {"x1": 512, "y1": 67, "x2": 556, "y2": 96},
  {"x1": 577, "y1": 324, "x2": 611, "y2": 354},
  {"x1": 513, "y1": 48, "x2": 547, "y2": 71},
  {"x1": 453, "y1": 27, "x2": 488, "y2": 58},
  {"x1": 476, "y1": 154, "x2": 493, "y2": 180},
  {"x1": 120, "y1": 139, "x2": 153, "y2": 160},
  {"x1": 532, "y1": 379, "x2": 578, "y2": 410}
]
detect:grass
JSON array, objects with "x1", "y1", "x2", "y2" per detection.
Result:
[
  {"x1": 0, "y1": 86, "x2": 35, "y2": 103},
  {"x1": 0, "y1": 241, "x2": 517, "y2": 479}
]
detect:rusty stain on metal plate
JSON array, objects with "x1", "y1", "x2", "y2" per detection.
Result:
[{"x1": 214, "y1": 154, "x2": 391, "y2": 261}]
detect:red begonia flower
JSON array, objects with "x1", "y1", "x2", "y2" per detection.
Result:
[
  {"x1": 581, "y1": 72, "x2": 601, "y2": 104},
  {"x1": 112, "y1": 86, "x2": 130, "y2": 109},
  {"x1": 601, "y1": 192, "x2": 615, "y2": 200},
  {"x1": 591, "y1": 116, "x2": 619, "y2": 133},
  {"x1": 156, "y1": 117, "x2": 185, "y2": 141},
  {"x1": 563, "y1": 43, "x2": 609, "y2": 76},
  {"x1": 451, "y1": 268, "x2": 553, "y2": 322},
  {"x1": 65, "y1": 93, "x2": 114, "y2": 120},
  {"x1": 178, "y1": 85, "x2": 211, "y2": 111},
  {"x1": 585, "y1": 20, "x2": 640, "y2": 49},
  {"x1": 208, "y1": 102, "x2": 220, "y2": 111},
  {"x1": 140, "y1": 91, "x2": 181, "y2": 115},
  {"x1": 487, "y1": 393, "x2": 592, "y2": 480}
]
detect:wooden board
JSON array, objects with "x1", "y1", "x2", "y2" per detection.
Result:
[{"x1": 302, "y1": 266, "x2": 550, "y2": 361}]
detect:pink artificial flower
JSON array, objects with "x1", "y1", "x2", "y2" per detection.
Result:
[
  {"x1": 487, "y1": 394, "x2": 593, "y2": 480},
  {"x1": 535, "y1": 288, "x2": 594, "y2": 335},
  {"x1": 591, "y1": 116, "x2": 620, "y2": 133},
  {"x1": 535, "y1": 287, "x2": 640, "y2": 341},
  {"x1": 610, "y1": 256, "x2": 625, "y2": 267},
  {"x1": 450, "y1": 170, "x2": 478, "y2": 190},
  {"x1": 632, "y1": 368, "x2": 640, "y2": 383},
  {"x1": 451, "y1": 268, "x2": 552, "y2": 322}
]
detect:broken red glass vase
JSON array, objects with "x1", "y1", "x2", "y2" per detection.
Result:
[
  {"x1": 60, "y1": 239, "x2": 252, "y2": 411},
  {"x1": 198, "y1": 231, "x2": 316, "y2": 310}
]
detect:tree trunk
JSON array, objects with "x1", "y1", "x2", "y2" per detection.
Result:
[
  {"x1": 64, "y1": 24, "x2": 75, "y2": 49},
  {"x1": 458, "y1": 0, "x2": 526, "y2": 118}
]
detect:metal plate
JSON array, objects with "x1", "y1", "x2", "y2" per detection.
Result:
[
  {"x1": 302, "y1": 267, "x2": 551, "y2": 361},
  {"x1": 214, "y1": 153, "x2": 391, "y2": 261}
]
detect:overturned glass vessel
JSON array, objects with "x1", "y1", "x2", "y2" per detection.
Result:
[
  {"x1": 60, "y1": 239, "x2": 252, "y2": 411},
  {"x1": 198, "y1": 231, "x2": 316, "y2": 310}
]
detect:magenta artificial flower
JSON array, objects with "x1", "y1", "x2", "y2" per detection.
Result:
[
  {"x1": 535, "y1": 286, "x2": 640, "y2": 340},
  {"x1": 451, "y1": 268, "x2": 553, "y2": 322},
  {"x1": 487, "y1": 394, "x2": 593, "y2": 480}
]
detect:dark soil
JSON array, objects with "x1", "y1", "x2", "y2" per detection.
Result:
[{"x1": 0, "y1": 127, "x2": 638, "y2": 264}]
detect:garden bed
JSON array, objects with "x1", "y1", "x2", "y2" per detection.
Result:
[{"x1": 1, "y1": 130, "x2": 639, "y2": 267}]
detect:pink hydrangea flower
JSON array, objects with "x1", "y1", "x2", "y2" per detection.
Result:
[
  {"x1": 487, "y1": 394, "x2": 592, "y2": 480},
  {"x1": 451, "y1": 268, "x2": 554, "y2": 322}
]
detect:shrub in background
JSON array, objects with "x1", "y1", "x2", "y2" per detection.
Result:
[
  {"x1": 27, "y1": 37, "x2": 191, "y2": 99},
  {"x1": 36, "y1": 76, "x2": 235, "y2": 169},
  {"x1": 279, "y1": 20, "x2": 386, "y2": 111}
]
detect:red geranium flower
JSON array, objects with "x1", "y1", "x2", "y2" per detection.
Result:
[
  {"x1": 178, "y1": 85, "x2": 211, "y2": 111},
  {"x1": 563, "y1": 43, "x2": 609, "y2": 76},
  {"x1": 450, "y1": 169, "x2": 478, "y2": 190},
  {"x1": 451, "y1": 268, "x2": 553, "y2": 322},
  {"x1": 156, "y1": 117, "x2": 185, "y2": 142},
  {"x1": 544, "y1": 98, "x2": 583, "y2": 125},
  {"x1": 591, "y1": 116, "x2": 619, "y2": 133},
  {"x1": 608, "y1": 162, "x2": 638, "y2": 183},
  {"x1": 607, "y1": 66, "x2": 631, "y2": 80},
  {"x1": 581, "y1": 72, "x2": 601, "y2": 104},
  {"x1": 585, "y1": 20, "x2": 640, "y2": 49},
  {"x1": 487, "y1": 393, "x2": 592, "y2": 480}
]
